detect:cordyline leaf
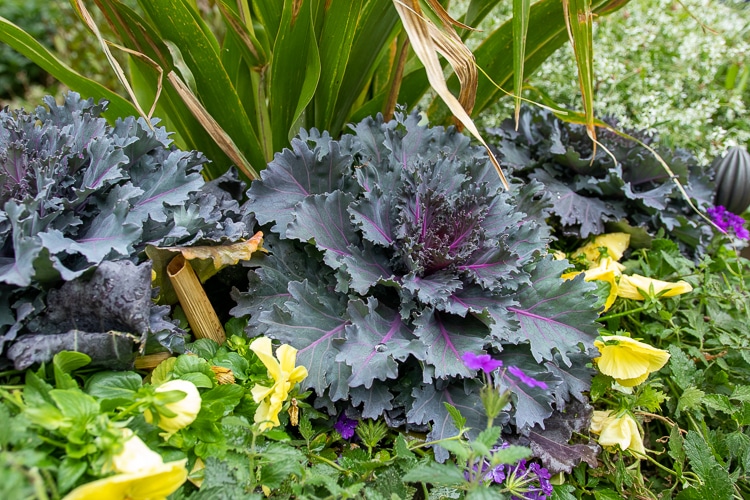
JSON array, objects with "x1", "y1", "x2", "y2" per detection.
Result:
[
  {"x1": 392, "y1": 0, "x2": 509, "y2": 189},
  {"x1": 337, "y1": 299, "x2": 425, "y2": 389},
  {"x1": 562, "y1": 0, "x2": 596, "y2": 151},
  {"x1": 512, "y1": 0, "x2": 531, "y2": 127},
  {"x1": 0, "y1": 16, "x2": 138, "y2": 121},
  {"x1": 168, "y1": 72, "x2": 258, "y2": 181},
  {"x1": 507, "y1": 256, "x2": 600, "y2": 366},
  {"x1": 261, "y1": 280, "x2": 350, "y2": 399},
  {"x1": 147, "y1": 231, "x2": 264, "y2": 305}
]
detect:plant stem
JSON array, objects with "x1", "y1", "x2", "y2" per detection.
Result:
[
  {"x1": 309, "y1": 453, "x2": 348, "y2": 473},
  {"x1": 599, "y1": 306, "x2": 648, "y2": 321}
]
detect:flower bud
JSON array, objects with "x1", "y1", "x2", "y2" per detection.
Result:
[
  {"x1": 144, "y1": 379, "x2": 202, "y2": 435},
  {"x1": 111, "y1": 429, "x2": 163, "y2": 474}
]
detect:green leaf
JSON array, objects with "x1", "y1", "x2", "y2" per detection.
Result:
[
  {"x1": 437, "y1": 440, "x2": 471, "y2": 461},
  {"x1": 49, "y1": 389, "x2": 100, "y2": 421},
  {"x1": 401, "y1": 462, "x2": 467, "y2": 486},
  {"x1": 151, "y1": 357, "x2": 177, "y2": 386},
  {"x1": 489, "y1": 445, "x2": 532, "y2": 466},
  {"x1": 703, "y1": 394, "x2": 736, "y2": 416},
  {"x1": 53, "y1": 352, "x2": 91, "y2": 390},
  {"x1": 85, "y1": 371, "x2": 142, "y2": 407},
  {"x1": 669, "y1": 345, "x2": 698, "y2": 390},
  {"x1": 472, "y1": 427, "x2": 503, "y2": 457},
  {"x1": 0, "y1": 16, "x2": 138, "y2": 121},
  {"x1": 199, "y1": 384, "x2": 245, "y2": 416},
  {"x1": 683, "y1": 431, "x2": 734, "y2": 499},
  {"x1": 58, "y1": 457, "x2": 88, "y2": 494},
  {"x1": 562, "y1": 0, "x2": 595, "y2": 143},
  {"x1": 512, "y1": 0, "x2": 531, "y2": 124},
  {"x1": 444, "y1": 402, "x2": 467, "y2": 432},
  {"x1": 314, "y1": 0, "x2": 363, "y2": 132},
  {"x1": 268, "y1": 0, "x2": 320, "y2": 152},
  {"x1": 258, "y1": 443, "x2": 306, "y2": 489},
  {"x1": 677, "y1": 387, "x2": 705, "y2": 419}
]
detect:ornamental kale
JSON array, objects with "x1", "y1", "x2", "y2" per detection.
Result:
[
  {"x1": 233, "y1": 112, "x2": 602, "y2": 460},
  {"x1": 0, "y1": 93, "x2": 254, "y2": 362},
  {"x1": 489, "y1": 106, "x2": 715, "y2": 253}
]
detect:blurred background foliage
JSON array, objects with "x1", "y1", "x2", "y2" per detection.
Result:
[
  {"x1": 466, "y1": 0, "x2": 750, "y2": 162},
  {"x1": 0, "y1": 0, "x2": 129, "y2": 109}
]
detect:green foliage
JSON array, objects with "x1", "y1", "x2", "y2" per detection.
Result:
[
  {"x1": 478, "y1": 0, "x2": 750, "y2": 163},
  {"x1": 585, "y1": 235, "x2": 750, "y2": 498}
]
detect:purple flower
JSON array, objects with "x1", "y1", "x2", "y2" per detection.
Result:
[
  {"x1": 334, "y1": 413, "x2": 358, "y2": 440},
  {"x1": 507, "y1": 366, "x2": 548, "y2": 390},
  {"x1": 708, "y1": 205, "x2": 750, "y2": 240},
  {"x1": 462, "y1": 352, "x2": 503, "y2": 373}
]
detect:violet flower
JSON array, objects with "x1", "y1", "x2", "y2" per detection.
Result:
[
  {"x1": 708, "y1": 205, "x2": 750, "y2": 240},
  {"x1": 507, "y1": 366, "x2": 548, "y2": 390},
  {"x1": 462, "y1": 352, "x2": 503, "y2": 373},
  {"x1": 334, "y1": 413, "x2": 358, "y2": 440},
  {"x1": 466, "y1": 446, "x2": 553, "y2": 499}
]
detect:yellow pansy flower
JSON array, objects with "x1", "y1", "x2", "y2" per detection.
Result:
[
  {"x1": 617, "y1": 273, "x2": 693, "y2": 300},
  {"x1": 249, "y1": 337, "x2": 308, "y2": 432},
  {"x1": 574, "y1": 233, "x2": 631, "y2": 264},
  {"x1": 144, "y1": 379, "x2": 202, "y2": 436},
  {"x1": 590, "y1": 410, "x2": 645, "y2": 456},
  {"x1": 594, "y1": 335, "x2": 670, "y2": 387},
  {"x1": 64, "y1": 430, "x2": 188, "y2": 500},
  {"x1": 562, "y1": 257, "x2": 625, "y2": 311},
  {"x1": 109, "y1": 429, "x2": 163, "y2": 474}
]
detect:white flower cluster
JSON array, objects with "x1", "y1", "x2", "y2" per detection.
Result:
[{"x1": 465, "y1": 0, "x2": 750, "y2": 162}]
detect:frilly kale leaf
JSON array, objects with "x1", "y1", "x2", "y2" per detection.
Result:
[
  {"x1": 236, "y1": 112, "x2": 603, "y2": 448},
  {"x1": 489, "y1": 106, "x2": 714, "y2": 252},
  {"x1": 0, "y1": 93, "x2": 253, "y2": 361}
]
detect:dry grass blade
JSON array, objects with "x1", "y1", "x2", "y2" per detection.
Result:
[
  {"x1": 393, "y1": 0, "x2": 509, "y2": 190},
  {"x1": 167, "y1": 71, "x2": 259, "y2": 180},
  {"x1": 71, "y1": 0, "x2": 153, "y2": 125}
]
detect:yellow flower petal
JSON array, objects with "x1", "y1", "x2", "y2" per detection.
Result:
[
  {"x1": 562, "y1": 258, "x2": 623, "y2": 311},
  {"x1": 250, "y1": 337, "x2": 282, "y2": 381},
  {"x1": 110, "y1": 430, "x2": 163, "y2": 474},
  {"x1": 63, "y1": 460, "x2": 188, "y2": 500},
  {"x1": 594, "y1": 335, "x2": 670, "y2": 387},
  {"x1": 575, "y1": 233, "x2": 630, "y2": 264},
  {"x1": 590, "y1": 411, "x2": 645, "y2": 456},
  {"x1": 617, "y1": 274, "x2": 693, "y2": 300},
  {"x1": 248, "y1": 337, "x2": 308, "y2": 432}
]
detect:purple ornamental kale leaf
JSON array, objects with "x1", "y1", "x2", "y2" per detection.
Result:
[
  {"x1": 530, "y1": 168, "x2": 625, "y2": 238},
  {"x1": 497, "y1": 346, "x2": 562, "y2": 430},
  {"x1": 408, "y1": 380, "x2": 491, "y2": 463},
  {"x1": 337, "y1": 299, "x2": 426, "y2": 389},
  {"x1": 413, "y1": 309, "x2": 489, "y2": 380},
  {"x1": 247, "y1": 139, "x2": 356, "y2": 232},
  {"x1": 350, "y1": 381, "x2": 395, "y2": 419},
  {"x1": 507, "y1": 256, "x2": 601, "y2": 366},
  {"x1": 260, "y1": 280, "x2": 350, "y2": 400},
  {"x1": 285, "y1": 191, "x2": 360, "y2": 270}
]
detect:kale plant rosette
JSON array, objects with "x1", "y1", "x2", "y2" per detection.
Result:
[
  {"x1": 0, "y1": 93, "x2": 254, "y2": 366},
  {"x1": 233, "y1": 112, "x2": 603, "y2": 467},
  {"x1": 490, "y1": 106, "x2": 715, "y2": 253}
]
